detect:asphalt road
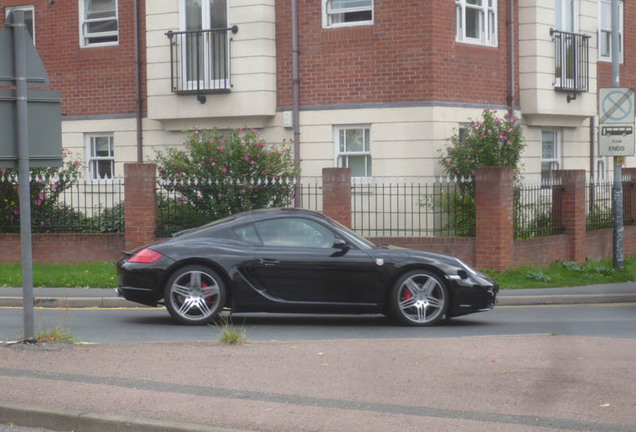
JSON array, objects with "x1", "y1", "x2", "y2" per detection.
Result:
[{"x1": 2, "y1": 303, "x2": 636, "y2": 343}]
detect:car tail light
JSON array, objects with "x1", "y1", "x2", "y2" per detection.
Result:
[{"x1": 127, "y1": 248, "x2": 163, "y2": 263}]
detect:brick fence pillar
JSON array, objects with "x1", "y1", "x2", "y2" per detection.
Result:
[
  {"x1": 322, "y1": 168, "x2": 351, "y2": 228},
  {"x1": 475, "y1": 167, "x2": 514, "y2": 270},
  {"x1": 554, "y1": 170, "x2": 586, "y2": 263},
  {"x1": 125, "y1": 163, "x2": 157, "y2": 251}
]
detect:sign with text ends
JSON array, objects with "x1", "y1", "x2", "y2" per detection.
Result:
[
  {"x1": 599, "y1": 88, "x2": 636, "y2": 156},
  {"x1": 0, "y1": 88, "x2": 63, "y2": 168}
]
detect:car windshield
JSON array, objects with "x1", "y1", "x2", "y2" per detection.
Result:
[{"x1": 327, "y1": 217, "x2": 376, "y2": 249}]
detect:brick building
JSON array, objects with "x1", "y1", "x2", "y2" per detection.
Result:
[{"x1": 0, "y1": 0, "x2": 633, "y2": 183}]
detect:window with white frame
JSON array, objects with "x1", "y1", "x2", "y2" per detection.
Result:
[
  {"x1": 323, "y1": 0, "x2": 373, "y2": 28},
  {"x1": 5, "y1": 5, "x2": 35, "y2": 45},
  {"x1": 87, "y1": 133, "x2": 115, "y2": 181},
  {"x1": 455, "y1": 0, "x2": 497, "y2": 47},
  {"x1": 79, "y1": 0, "x2": 118, "y2": 47},
  {"x1": 541, "y1": 130, "x2": 560, "y2": 185},
  {"x1": 598, "y1": 0, "x2": 623, "y2": 62},
  {"x1": 335, "y1": 126, "x2": 372, "y2": 178}
]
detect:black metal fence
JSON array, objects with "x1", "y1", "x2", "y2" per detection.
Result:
[
  {"x1": 0, "y1": 176, "x2": 124, "y2": 233},
  {"x1": 156, "y1": 178, "x2": 323, "y2": 237},
  {"x1": 351, "y1": 177, "x2": 474, "y2": 237},
  {"x1": 586, "y1": 178, "x2": 633, "y2": 230},
  {"x1": 513, "y1": 180, "x2": 564, "y2": 239}
]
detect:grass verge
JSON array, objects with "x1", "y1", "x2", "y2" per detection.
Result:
[
  {"x1": 0, "y1": 261, "x2": 117, "y2": 288},
  {"x1": 482, "y1": 256, "x2": 636, "y2": 289}
]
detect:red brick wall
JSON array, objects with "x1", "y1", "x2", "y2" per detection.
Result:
[
  {"x1": 276, "y1": 0, "x2": 515, "y2": 108},
  {"x1": 0, "y1": 233, "x2": 123, "y2": 263},
  {"x1": 0, "y1": 0, "x2": 146, "y2": 117},
  {"x1": 513, "y1": 235, "x2": 570, "y2": 267}
]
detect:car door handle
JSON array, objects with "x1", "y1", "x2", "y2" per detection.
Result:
[{"x1": 260, "y1": 258, "x2": 280, "y2": 267}]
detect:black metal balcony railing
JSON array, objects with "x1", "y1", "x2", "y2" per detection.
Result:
[
  {"x1": 551, "y1": 29, "x2": 591, "y2": 96},
  {"x1": 166, "y1": 25, "x2": 238, "y2": 102}
]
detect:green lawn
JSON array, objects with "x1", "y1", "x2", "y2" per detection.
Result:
[{"x1": 0, "y1": 257, "x2": 634, "y2": 290}]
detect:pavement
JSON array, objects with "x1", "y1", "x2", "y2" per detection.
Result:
[{"x1": 1, "y1": 283, "x2": 636, "y2": 432}]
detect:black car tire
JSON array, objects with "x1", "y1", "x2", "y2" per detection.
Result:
[
  {"x1": 389, "y1": 269, "x2": 448, "y2": 326},
  {"x1": 164, "y1": 265, "x2": 226, "y2": 325}
]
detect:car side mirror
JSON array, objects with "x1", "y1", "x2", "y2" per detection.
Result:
[{"x1": 331, "y1": 238, "x2": 350, "y2": 257}]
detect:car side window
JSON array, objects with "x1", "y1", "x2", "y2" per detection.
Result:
[
  {"x1": 255, "y1": 218, "x2": 335, "y2": 248},
  {"x1": 233, "y1": 224, "x2": 261, "y2": 245}
]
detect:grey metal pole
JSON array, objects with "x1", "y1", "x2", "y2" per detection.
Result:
[
  {"x1": 611, "y1": 0, "x2": 623, "y2": 269},
  {"x1": 12, "y1": 11, "x2": 36, "y2": 340}
]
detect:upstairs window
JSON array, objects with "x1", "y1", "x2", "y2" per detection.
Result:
[
  {"x1": 87, "y1": 133, "x2": 115, "y2": 181},
  {"x1": 323, "y1": 0, "x2": 373, "y2": 28},
  {"x1": 5, "y1": 5, "x2": 35, "y2": 45},
  {"x1": 598, "y1": 0, "x2": 623, "y2": 62},
  {"x1": 79, "y1": 0, "x2": 118, "y2": 47},
  {"x1": 455, "y1": 0, "x2": 497, "y2": 47}
]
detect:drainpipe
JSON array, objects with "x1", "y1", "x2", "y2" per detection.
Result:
[
  {"x1": 134, "y1": 0, "x2": 143, "y2": 163},
  {"x1": 291, "y1": 0, "x2": 300, "y2": 167},
  {"x1": 291, "y1": 0, "x2": 300, "y2": 205},
  {"x1": 507, "y1": 0, "x2": 515, "y2": 115}
]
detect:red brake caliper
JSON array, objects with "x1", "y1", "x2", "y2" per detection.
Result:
[{"x1": 402, "y1": 289, "x2": 412, "y2": 301}]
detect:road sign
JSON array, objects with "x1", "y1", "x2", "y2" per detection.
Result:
[
  {"x1": 599, "y1": 88, "x2": 635, "y2": 156},
  {"x1": 0, "y1": 13, "x2": 61, "y2": 168},
  {"x1": 0, "y1": 14, "x2": 49, "y2": 86}
]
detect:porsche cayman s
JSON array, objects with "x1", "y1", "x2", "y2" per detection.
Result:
[{"x1": 117, "y1": 208, "x2": 498, "y2": 326}]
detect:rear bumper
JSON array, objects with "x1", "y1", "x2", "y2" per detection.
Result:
[{"x1": 116, "y1": 286, "x2": 160, "y2": 307}]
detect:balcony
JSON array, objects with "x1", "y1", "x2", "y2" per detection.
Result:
[
  {"x1": 551, "y1": 29, "x2": 591, "y2": 99},
  {"x1": 166, "y1": 26, "x2": 239, "y2": 103}
]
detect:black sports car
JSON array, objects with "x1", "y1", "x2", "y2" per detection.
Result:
[{"x1": 117, "y1": 208, "x2": 498, "y2": 326}]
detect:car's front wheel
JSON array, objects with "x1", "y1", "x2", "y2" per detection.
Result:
[
  {"x1": 164, "y1": 265, "x2": 226, "y2": 325},
  {"x1": 389, "y1": 269, "x2": 448, "y2": 326}
]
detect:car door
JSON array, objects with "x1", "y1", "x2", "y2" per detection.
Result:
[{"x1": 246, "y1": 217, "x2": 382, "y2": 306}]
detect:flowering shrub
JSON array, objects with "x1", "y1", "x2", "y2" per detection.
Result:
[
  {"x1": 156, "y1": 128, "x2": 300, "y2": 221},
  {"x1": 0, "y1": 149, "x2": 83, "y2": 233},
  {"x1": 434, "y1": 109, "x2": 525, "y2": 237},
  {"x1": 441, "y1": 109, "x2": 524, "y2": 185}
]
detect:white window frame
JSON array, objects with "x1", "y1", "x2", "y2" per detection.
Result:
[
  {"x1": 178, "y1": 0, "x2": 230, "y2": 91},
  {"x1": 541, "y1": 129, "x2": 561, "y2": 186},
  {"x1": 555, "y1": 0, "x2": 578, "y2": 33},
  {"x1": 322, "y1": 0, "x2": 373, "y2": 29},
  {"x1": 87, "y1": 133, "x2": 115, "y2": 182},
  {"x1": 79, "y1": 0, "x2": 119, "y2": 48},
  {"x1": 5, "y1": 5, "x2": 35, "y2": 45},
  {"x1": 598, "y1": 0, "x2": 623, "y2": 63},
  {"x1": 334, "y1": 125, "x2": 372, "y2": 179},
  {"x1": 455, "y1": 0, "x2": 497, "y2": 47}
]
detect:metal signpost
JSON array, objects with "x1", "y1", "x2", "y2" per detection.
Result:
[
  {"x1": 0, "y1": 11, "x2": 62, "y2": 341},
  {"x1": 599, "y1": 0, "x2": 634, "y2": 270}
]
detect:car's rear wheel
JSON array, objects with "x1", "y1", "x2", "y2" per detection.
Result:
[
  {"x1": 164, "y1": 265, "x2": 225, "y2": 325},
  {"x1": 389, "y1": 269, "x2": 448, "y2": 326}
]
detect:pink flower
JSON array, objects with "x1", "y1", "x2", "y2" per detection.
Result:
[
  {"x1": 219, "y1": 146, "x2": 224, "y2": 152},
  {"x1": 261, "y1": 170, "x2": 267, "y2": 176},
  {"x1": 241, "y1": 188, "x2": 246, "y2": 194},
  {"x1": 446, "y1": 162, "x2": 451, "y2": 166},
  {"x1": 221, "y1": 167, "x2": 227, "y2": 173},
  {"x1": 472, "y1": 170, "x2": 476, "y2": 175},
  {"x1": 210, "y1": 138, "x2": 215, "y2": 144}
]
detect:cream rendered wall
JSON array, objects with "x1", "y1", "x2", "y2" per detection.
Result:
[
  {"x1": 146, "y1": 0, "x2": 277, "y2": 127},
  {"x1": 518, "y1": 0, "x2": 597, "y2": 127}
]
